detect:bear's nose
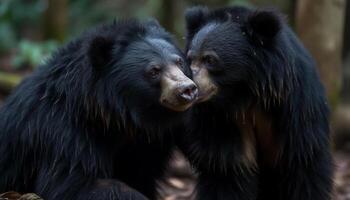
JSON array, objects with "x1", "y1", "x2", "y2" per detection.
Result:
[{"x1": 178, "y1": 83, "x2": 198, "y2": 103}]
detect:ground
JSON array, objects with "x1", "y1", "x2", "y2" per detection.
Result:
[
  {"x1": 335, "y1": 152, "x2": 350, "y2": 200},
  {"x1": 159, "y1": 151, "x2": 350, "y2": 200}
]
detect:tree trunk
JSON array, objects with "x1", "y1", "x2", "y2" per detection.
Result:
[
  {"x1": 44, "y1": 0, "x2": 68, "y2": 42},
  {"x1": 159, "y1": 0, "x2": 178, "y2": 34},
  {"x1": 295, "y1": 0, "x2": 346, "y2": 108},
  {"x1": 343, "y1": 0, "x2": 350, "y2": 59},
  {"x1": 341, "y1": 0, "x2": 350, "y2": 102},
  {"x1": 249, "y1": 0, "x2": 296, "y2": 25}
]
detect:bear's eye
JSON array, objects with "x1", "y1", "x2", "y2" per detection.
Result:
[
  {"x1": 202, "y1": 55, "x2": 217, "y2": 66},
  {"x1": 175, "y1": 57, "x2": 185, "y2": 69},
  {"x1": 147, "y1": 65, "x2": 162, "y2": 79}
]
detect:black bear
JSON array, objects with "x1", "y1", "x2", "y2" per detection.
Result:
[
  {"x1": 0, "y1": 19, "x2": 198, "y2": 200},
  {"x1": 181, "y1": 6, "x2": 333, "y2": 200}
]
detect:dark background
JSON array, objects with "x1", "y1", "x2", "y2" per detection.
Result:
[{"x1": 0, "y1": 0, "x2": 349, "y2": 199}]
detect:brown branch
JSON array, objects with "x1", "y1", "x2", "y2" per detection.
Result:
[{"x1": 0, "y1": 71, "x2": 22, "y2": 94}]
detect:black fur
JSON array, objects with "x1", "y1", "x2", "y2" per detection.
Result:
[
  {"x1": 0, "y1": 19, "x2": 192, "y2": 200},
  {"x1": 182, "y1": 6, "x2": 333, "y2": 200}
]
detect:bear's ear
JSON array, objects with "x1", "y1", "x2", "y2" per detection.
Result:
[
  {"x1": 185, "y1": 6, "x2": 209, "y2": 35},
  {"x1": 246, "y1": 10, "x2": 282, "y2": 45},
  {"x1": 145, "y1": 18, "x2": 161, "y2": 28},
  {"x1": 145, "y1": 18, "x2": 167, "y2": 34},
  {"x1": 88, "y1": 36, "x2": 115, "y2": 69}
]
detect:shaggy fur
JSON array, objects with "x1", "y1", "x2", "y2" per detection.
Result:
[
  {"x1": 180, "y1": 6, "x2": 333, "y2": 200},
  {"x1": 0, "y1": 19, "x2": 192, "y2": 200}
]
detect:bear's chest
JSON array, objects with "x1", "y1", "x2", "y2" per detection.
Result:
[{"x1": 190, "y1": 109, "x2": 279, "y2": 173}]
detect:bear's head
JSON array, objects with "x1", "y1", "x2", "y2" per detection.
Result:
[
  {"x1": 185, "y1": 6, "x2": 286, "y2": 108},
  {"x1": 84, "y1": 19, "x2": 198, "y2": 128}
]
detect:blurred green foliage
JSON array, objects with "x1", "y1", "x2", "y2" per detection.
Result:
[
  {"x1": 12, "y1": 40, "x2": 59, "y2": 69},
  {"x1": 0, "y1": 22, "x2": 16, "y2": 53},
  {"x1": 0, "y1": 0, "x2": 45, "y2": 52},
  {"x1": 0, "y1": 0, "x2": 51, "y2": 68},
  {"x1": 0, "y1": 0, "x2": 291, "y2": 69}
]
